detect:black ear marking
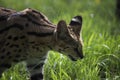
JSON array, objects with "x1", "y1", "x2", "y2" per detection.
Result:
[
  {"x1": 70, "y1": 16, "x2": 82, "y2": 26},
  {"x1": 69, "y1": 15, "x2": 83, "y2": 36}
]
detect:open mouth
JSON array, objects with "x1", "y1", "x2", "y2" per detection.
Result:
[{"x1": 68, "y1": 55, "x2": 77, "y2": 61}]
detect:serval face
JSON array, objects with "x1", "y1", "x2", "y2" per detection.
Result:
[{"x1": 55, "y1": 16, "x2": 83, "y2": 61}]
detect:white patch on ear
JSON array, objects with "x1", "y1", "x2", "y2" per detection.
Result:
[{"x1": 72, "y1": 18, "x2": 81, "y2": 24}]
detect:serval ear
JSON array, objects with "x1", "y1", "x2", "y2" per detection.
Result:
[
  {"x1": 56, "y1": 20, "x2": 69, "y2": 39},
  {"x1": 69, "y1": 15, "x2": 82, "y2": 37}
]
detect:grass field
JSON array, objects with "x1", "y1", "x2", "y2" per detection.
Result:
[{"x1": 0, "y1": 0, "x2": 120, "y2": 80}]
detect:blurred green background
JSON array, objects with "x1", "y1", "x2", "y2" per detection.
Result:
[{"x1": 0, "y1": 0, "x2": 120, "y2": 80}]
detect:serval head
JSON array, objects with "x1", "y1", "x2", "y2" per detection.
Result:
[{"x1": 54, "y1": 16, "x2": 84, "y2": 61}]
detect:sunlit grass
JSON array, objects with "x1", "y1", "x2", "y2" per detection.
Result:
[{"x1": 0, "y1": 0, "x2": 120, "y2": 80}]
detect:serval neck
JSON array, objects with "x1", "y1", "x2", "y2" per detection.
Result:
[{"x1": 27, "y1": 26, "x2": 57, "y2": 56}]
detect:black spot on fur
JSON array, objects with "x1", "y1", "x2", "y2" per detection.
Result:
[
  {"x1": 32, "y1": 46, "x2": 35, "y2": 49},
  {"x1": 25, "y1": 23, "x2": 29, "y2": 27},
  {"x1": 29, "y1": 41, "x2": 35, "y2": 44},
  {"x1": 8, "y1": 55, "x2": 12, "y2": 59},
  {"x1": 13, "y1": 49, "x2": 17, "y2": 52},
  {"x1": 13, "y1": 36, "x2": 18, "y2": 41},
  {"x1": 0, "y1": 56, "x2": 5, "y2": 59},
  {"x1": 6, "y1": 52, "x2": 11, "y2": 55},
  {"x1": 0, "y1": 63, "x2": 11, "y2": 68},
  {"x1": 5, "y1": 42, "x2": 10, "y2": 46},
  {"x1": 7, "y1": 35, "x2": 12, "y2": 39},
  {"x1": 13, "y1": 58, "x2": 19, "y2": 62},
  {"x1": 18, "y1": 49, "x2": 22, "y2": 52},
  {"x1": 9, "y1": 44, "x2": 19, "y2": 48},
  {"x1": 15, "y1": 54, "x2": 21, "y2": 58},
  {"x1": 1, "y1": 48, "x2": 5, "y2": 53},
  {"x1": 20, "y1": 35, "x2": 26, "y2": 39},
  {"x1": 22, "y1": 43, "x2": 25, "y2": 45},
  {"x1": 36, "y1": 47, "x2": 39, "y2": 50}
]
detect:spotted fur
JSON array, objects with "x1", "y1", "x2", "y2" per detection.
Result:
[{"x1": 0, "y1": 7, "x2": 84, "y2": 80}]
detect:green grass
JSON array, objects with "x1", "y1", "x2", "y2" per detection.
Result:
[{"x1": 0, "y1": 0, "x2": 120, "y2": 80}]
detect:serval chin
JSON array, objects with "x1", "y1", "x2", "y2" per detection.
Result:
[{"x1": 0, "y1": 7, "x2": 84, "y2": 80}]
